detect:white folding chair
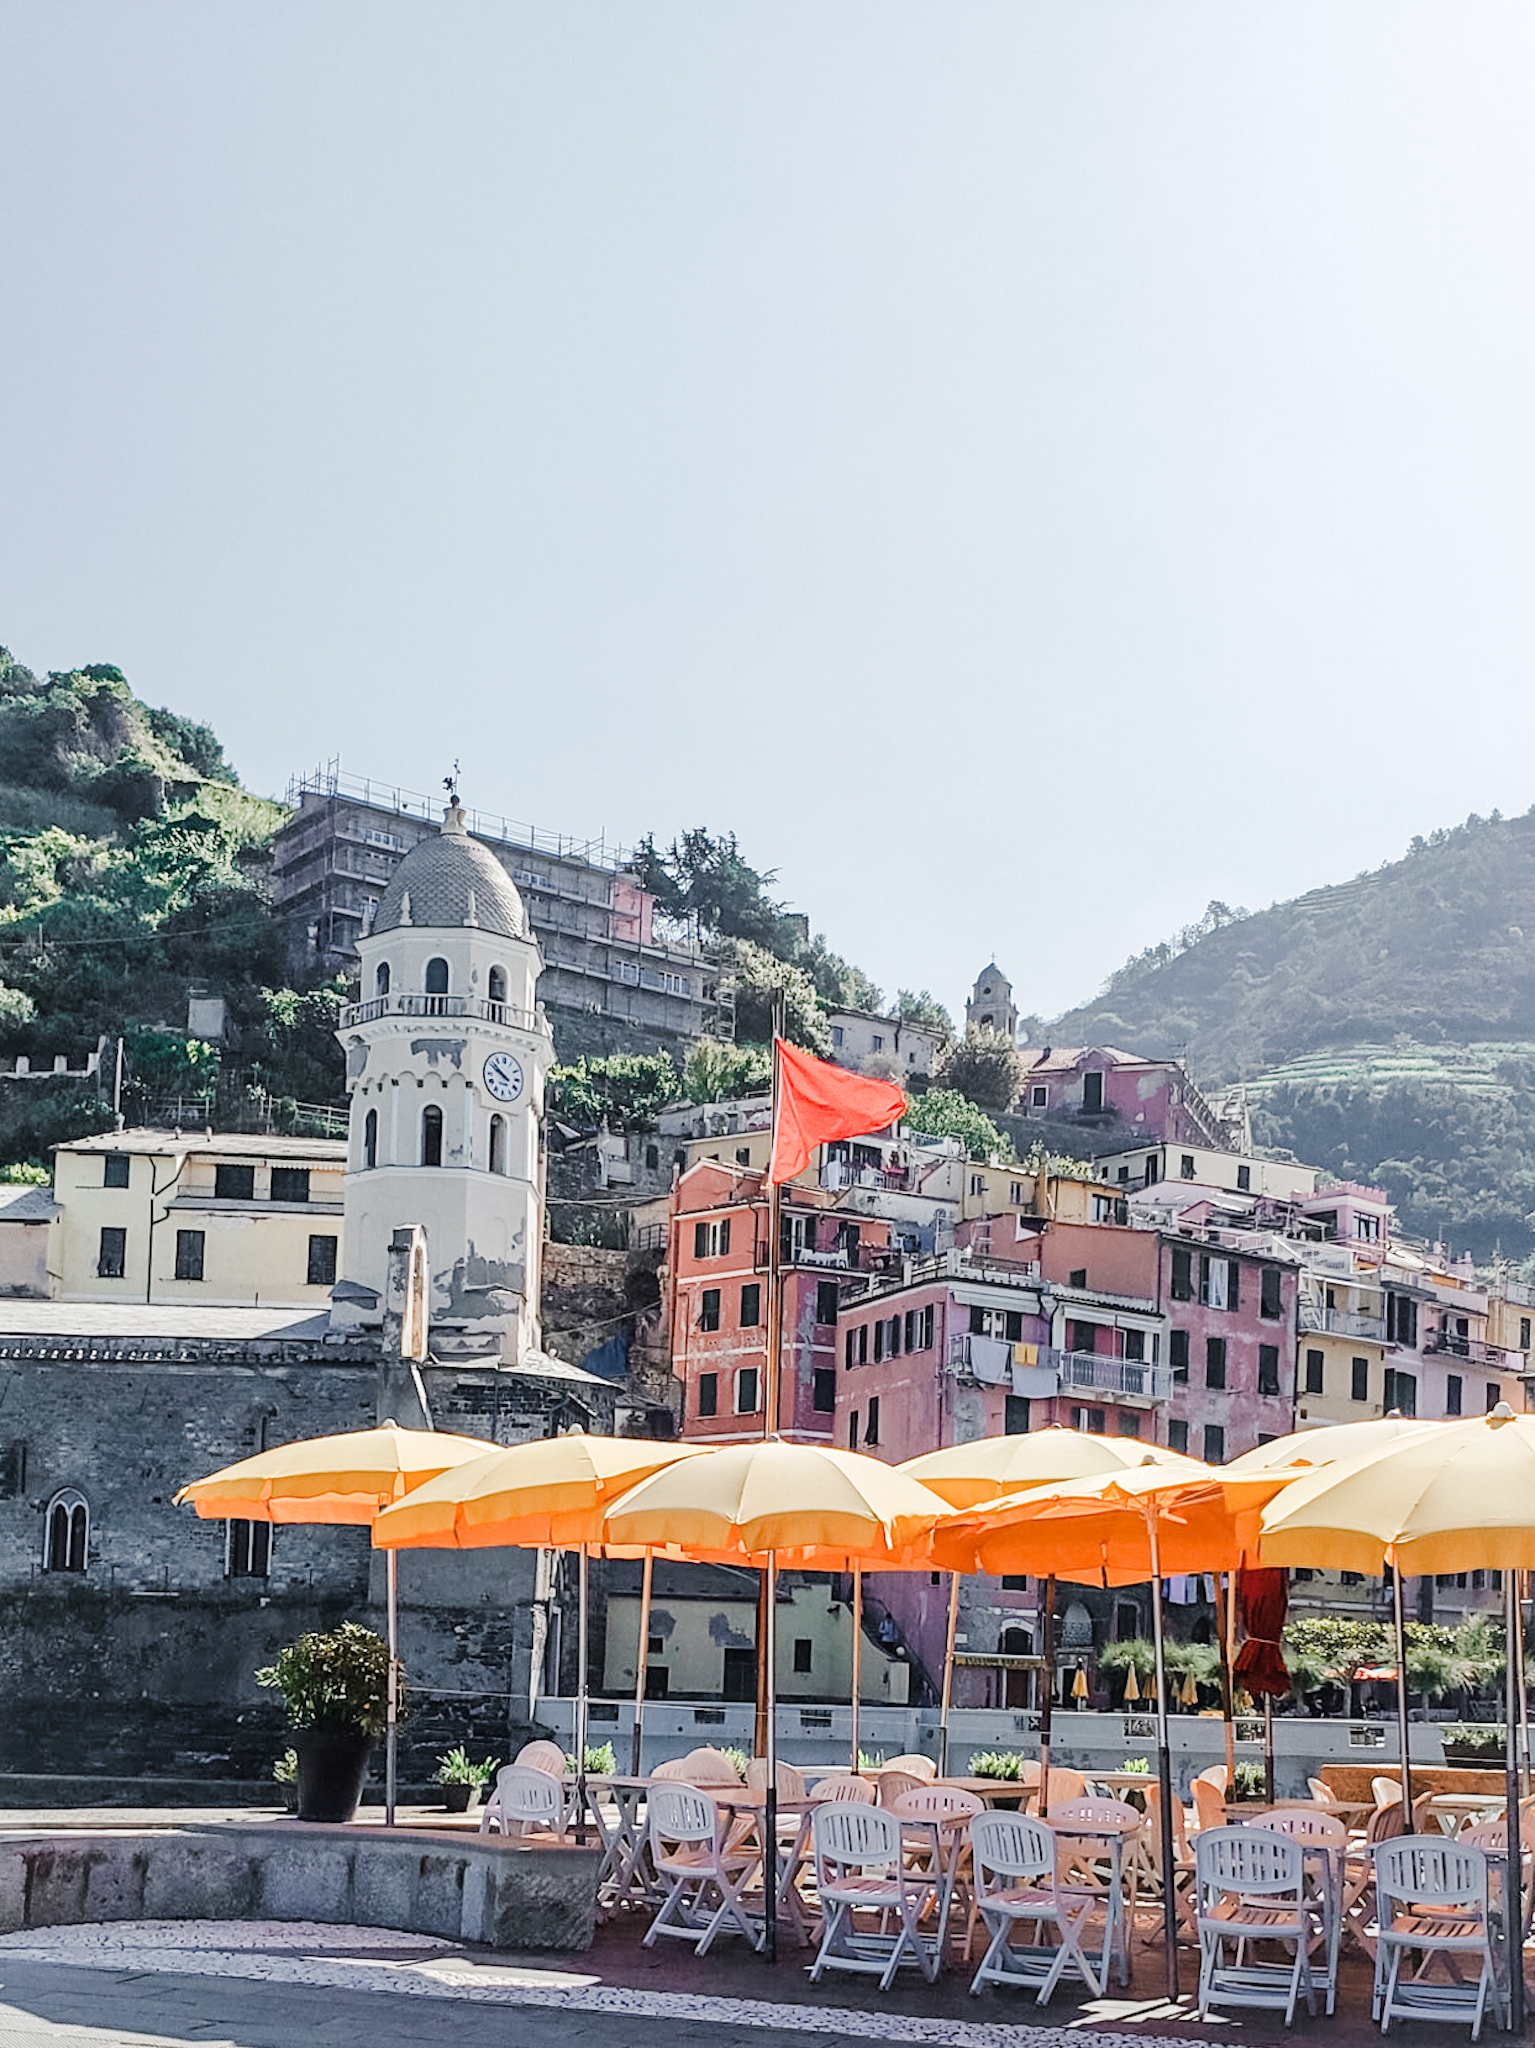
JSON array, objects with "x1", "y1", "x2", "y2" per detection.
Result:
[
  {"x1": 1256, "y1": 1808, "x2": 1347, "y2": 2014},
  {"x1": 891, "y1": 1785, "x2": 984, "y2": 1950},
  {"x1": 1195, "y1": 1826, "x2": 1316, "y2": 2025},
  {"x1": 479, "y1": 1763, "x2": 566, "y2": 1839},
  {"x1": 1047, "y1": 1795, "x2": 1139, "y2": 1988},
  {"x1": 643, "y1": 1783, "x2": 764, "y2": 1956},
  {"x1": 808, "y1": 1801, "x2": 941, "y2": 1990},
  {"x1": 1373, "y1": 1836, "x2": 1507, "y2": 2040},
  {"x1": 881, "y1": 1752, "x2": 938, "y2": 1782},
  {"x1": 515, "y1": 1738, "x2": 569, "y2": 1778},
  {"x1": 967, "y1": 1810, "x2": 1105, "y2": 2002}
]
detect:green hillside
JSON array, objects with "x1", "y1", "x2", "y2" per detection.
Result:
[
  {"x1": 0, "y1": 647, "x2": 343, "y2": 1161},
  {"x1": 1047, "y1": 812, "x2": 1535, "y2": 1262},
  {"x1": 1051, "y1": 810, "x2": 1535, "y2": 1077}
]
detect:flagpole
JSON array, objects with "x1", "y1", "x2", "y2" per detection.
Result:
[{"x1": 755, "y1": 1020, "x2": 785, "y2": 1768}]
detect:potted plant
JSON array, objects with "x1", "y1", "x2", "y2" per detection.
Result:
[
  {"x1": 435, "y1": 1746, "x2": 499, "y2": 1812},
  {"x1": 273, "y1": 1748, "x2": 299, "y2": 1814},
  {"x1": 256, "y1": 1622, "x2": 397, "y2": 1824},
  {"x1": 970, "y1": 1750, "x2": 1025, "y2": 1781}
]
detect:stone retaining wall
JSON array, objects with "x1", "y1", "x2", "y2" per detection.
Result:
[{"x1": 0, "y1": 1823, "x2": 598, "y2": 1951}]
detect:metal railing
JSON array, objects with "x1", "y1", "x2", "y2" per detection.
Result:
[
  {"x1": 1042, "y1": 1345, "x2": 1174, "y2": 1401},
  {"x1": 1425, "y1": 1332, "x2": 1515, "y2": 1368},
  {"x1": 337, "y1": 994, "x2": 546, "y2": 1033},
  {"x1": 947, "y1": 1334, "x2": 1172, "y2": 1402},
  {"x1": 1298, "y1": 1303, "x2": 1387, "y2": 1340}
]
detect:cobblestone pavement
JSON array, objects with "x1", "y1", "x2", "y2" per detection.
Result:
[
  {"x1": 0, "y1": 1917, "x2": 1494, "y2": 2048},
  {"x1": 0, "y1": 1922, "x2": 1215, "y2": 2048}
]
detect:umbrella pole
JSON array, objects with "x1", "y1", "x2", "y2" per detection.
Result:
[
  {"x1": 1216, "y1": 1571, "x2": 1237, "y2": 1786},
  {"x1": 1147, "y1": 1517, "x2": 1179, "y2": 2002},
  {"x1": 1391, "y1": 1561, "x2": 1413, "y2": 1814},
  {"x1": 764, "y1": 1549, "x2": 779, "y2": 1964},
  {"x1": 1506, "y1": 1568, "x2": 1526, "y2": 2035},
  {"x1": 1038, "y1": 1576, "x2": 1056, "y2": 1813},
  {"x1": 938, "y1": 1572, "x2": 960, "y2": 1777},
  {"x1": 1517, "y1": 1571, "x2": 1531, "y2": 1798},
  {"x1": 631, "y1": 1548, "x2": 654, "y2": 1777},
  {"x1": 386, "y1": 1545, "x2": 399, "y2": 1828},
  {"x1": 850, "y1": 1566, "x2": 862, "y2": 1772},
  {"x1": 576, "y1": 1542, "x2": 590, "y2": 1844}
]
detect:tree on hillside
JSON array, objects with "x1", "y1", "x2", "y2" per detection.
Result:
[
  {"x1": 895, "y1": 989, "x2": 954, "y2": 1040},
  {"x1": 145, "y1": 705, "x2": 237, "y2": 783},
  {"x1": 903, "y1": 1087, "x2": 1014, "y2": 1162},
  {"x1": 547, "y1": 1053, "x2": 679, "y2": 1133},
  {"x1": 631, "y1": 830, "x2": 800, "y2": 953},
  {"x1": 798, "y1": 932, "x2": 883, "y2": 1014},
  {"x1": 682, "y1": 1038, "x2": 771, "y2": 1105},
  {"x1": 934, "y1": 1026, "x2": 1024, "y2": 1115},
  {"x1": 725, "y1": 939, "x2": 831, "y2": 1054}
]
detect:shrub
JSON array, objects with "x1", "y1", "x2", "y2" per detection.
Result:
[
  {"x1": 970, "y1": 1750, "x2": 1025, "y2": 1781},
  {"x1": 255, "y1": 1622, "x2": 398, "y2": 1739}
]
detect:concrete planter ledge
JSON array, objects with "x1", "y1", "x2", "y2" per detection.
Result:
[{"x1": 0, "y1": 1823, "x2": 599, "y2": 1952}]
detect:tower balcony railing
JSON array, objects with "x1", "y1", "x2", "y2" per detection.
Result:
[{"x1": 338, "y1": 993, "x2": 546, "y2": 1033}]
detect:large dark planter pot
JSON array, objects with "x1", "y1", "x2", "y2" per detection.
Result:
[
  {"x1": 440, "y1": 1782, "x2": 474, "y2": 1813},
  {"x1": 294, "y1": 1729, "x2": 373, "y2": 1823}
]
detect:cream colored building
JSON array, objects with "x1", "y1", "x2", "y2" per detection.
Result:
[
  {"x1": 50, "y1": 1130, "x2": 346, "y2": 1308},
  {"x1": 602, "y1": 1561, "x2": 910, "y2": 1706}
]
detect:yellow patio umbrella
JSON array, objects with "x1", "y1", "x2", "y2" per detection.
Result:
[
  {"x1": 1071, "y1": 1665, "x2": 1089, "y2": 1703},
  {"x1": 902, "y1": 1426, "x2": 1202, "y2": 1508},
  {"x1": 374, "y1": 1431, "x2": 711, "y2": 1783},
  {"x1": 602, "y1": 1438, "x2": 954, "y2": 1961},
  {"x1": 1178, "y1": 1667, "x2": 1200, "y2": 1709},
  {"x1": 1122, "y1": 1660, "x2": 1141, "y2": 1705},
  {"x1": 900, "y1": 1428, "x2": 1200, "y2": 1784},
  {"x1": 176, "y1": 1422, "x2": 497, "y2": 1823},
  {"x1": 1258, "y1": 1403, "x2": 1535, "y2": 2030},
  {"x1": 1224, "y1": 1413, "x2": 1438, "y2": 1475},
  {"x1": 933, "y1": 1456, "x2": 1293, "y2": 2001}
]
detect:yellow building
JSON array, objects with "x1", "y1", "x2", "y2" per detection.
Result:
[{"x1": 51, "y1": 1130, "x2": 347, "y2": 1308}]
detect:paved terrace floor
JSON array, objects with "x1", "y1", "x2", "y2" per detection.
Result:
[{"x1": 0, "y1": 1810, "x2": 1512, "y2": 2048}]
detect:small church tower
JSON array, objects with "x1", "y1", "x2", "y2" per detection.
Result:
[
  {"x1": 332, "y1": 802, "x2": 554, "y2": 1362},
  {"x1": 966, "y1": 962, "x2": 1019, "y2": 1042}
]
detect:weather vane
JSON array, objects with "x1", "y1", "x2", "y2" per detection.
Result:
[{"x1": 444, "y1": 760, "x2": 461, "y2": 809}]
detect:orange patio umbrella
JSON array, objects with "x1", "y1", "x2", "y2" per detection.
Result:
[
  {"x1": 901, "y1": 1428, "x2": 1203, "y2": 1780},
  {"x1": 374, "y1": 1431, "x2": 710, "y2": 1783},
  {"x1": 934, "y1": 1456, "x2": 1294, "y2": 2001},
  {"x1": 601, "y1": 1438, "x2": 954, "y2": 1960},
  {"x1": 176, "y1": 1422, "x2": 498, "y2": 1823}
]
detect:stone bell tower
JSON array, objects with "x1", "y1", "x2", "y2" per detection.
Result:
[{"x1": 332, "y1": 802, "x2": 554, "y2": 1362}]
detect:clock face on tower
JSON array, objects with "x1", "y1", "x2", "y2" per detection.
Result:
[{"x1": 483, "y1": 1052, "x2": 525, "y2": 1104}]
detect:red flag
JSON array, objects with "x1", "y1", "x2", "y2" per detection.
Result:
[{"x1": 769, "y1": 1036, "x2": 908, "y2": 1186}]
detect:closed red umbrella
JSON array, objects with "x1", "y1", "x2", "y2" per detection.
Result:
[
  {"x1": 1233, "y1": 1568, "x2": 1289, "y2": 1698},
  {"x1": 1234, "y1": 1567, "x2": 1289, "y2": 1804}
]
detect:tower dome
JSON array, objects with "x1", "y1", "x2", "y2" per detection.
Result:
[{"x1": 371, "y1": 805, "x2": 527, "y2": 940}]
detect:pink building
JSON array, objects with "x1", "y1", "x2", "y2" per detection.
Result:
[{"x1": 1016, "y1": 1045, "x2": 1235, "y2": 1150}]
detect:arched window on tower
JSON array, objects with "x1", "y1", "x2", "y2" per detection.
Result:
[
  {"x1": 422, "y1": 1103, "x2": 444, "y2": 1167},
  {"x1": 363, "y1": 1107, "x2": 378, "y2": 1171},
  {"x1": 45, "y1": 1489, "x2": 89, "y2": 1573},
  {"x1": 487, "y1": 965, "x2": 507, "y2": 1016},
  {"x1": 489, "y1": 1113, "x2": 506, "y2": 1176},
  {"x1": 375, "y1": 961, "x2": 391, "y2": 998},
  {"x1": 424, "y1": 956, "x2": 450, "y2": 1003}
]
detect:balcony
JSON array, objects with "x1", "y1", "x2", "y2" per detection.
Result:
[
  {"x1": 338, "y1": 994, "x2": 545, "y2": 1033},
  {"x1": 1298, "y1": 1303, "x2": 1387, "y2": 1341},
  {"x1": 1044, "y1": 1345, "x2": 1174, "y2": 1402},
  {"x1": 1425, "y1": 1332, "x2": 1513, "y2": 1368},
  {"x1": 947, "y1": 1335, "x2": 1172, "y2": 1403},
  {"x1": 821, "y1": 1160, "x2": 912, "y2": 1194}
]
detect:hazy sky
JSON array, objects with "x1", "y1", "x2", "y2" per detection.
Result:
[{"x1": 4, "y1": 5, "x2": 1534, "y2": 1022}]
